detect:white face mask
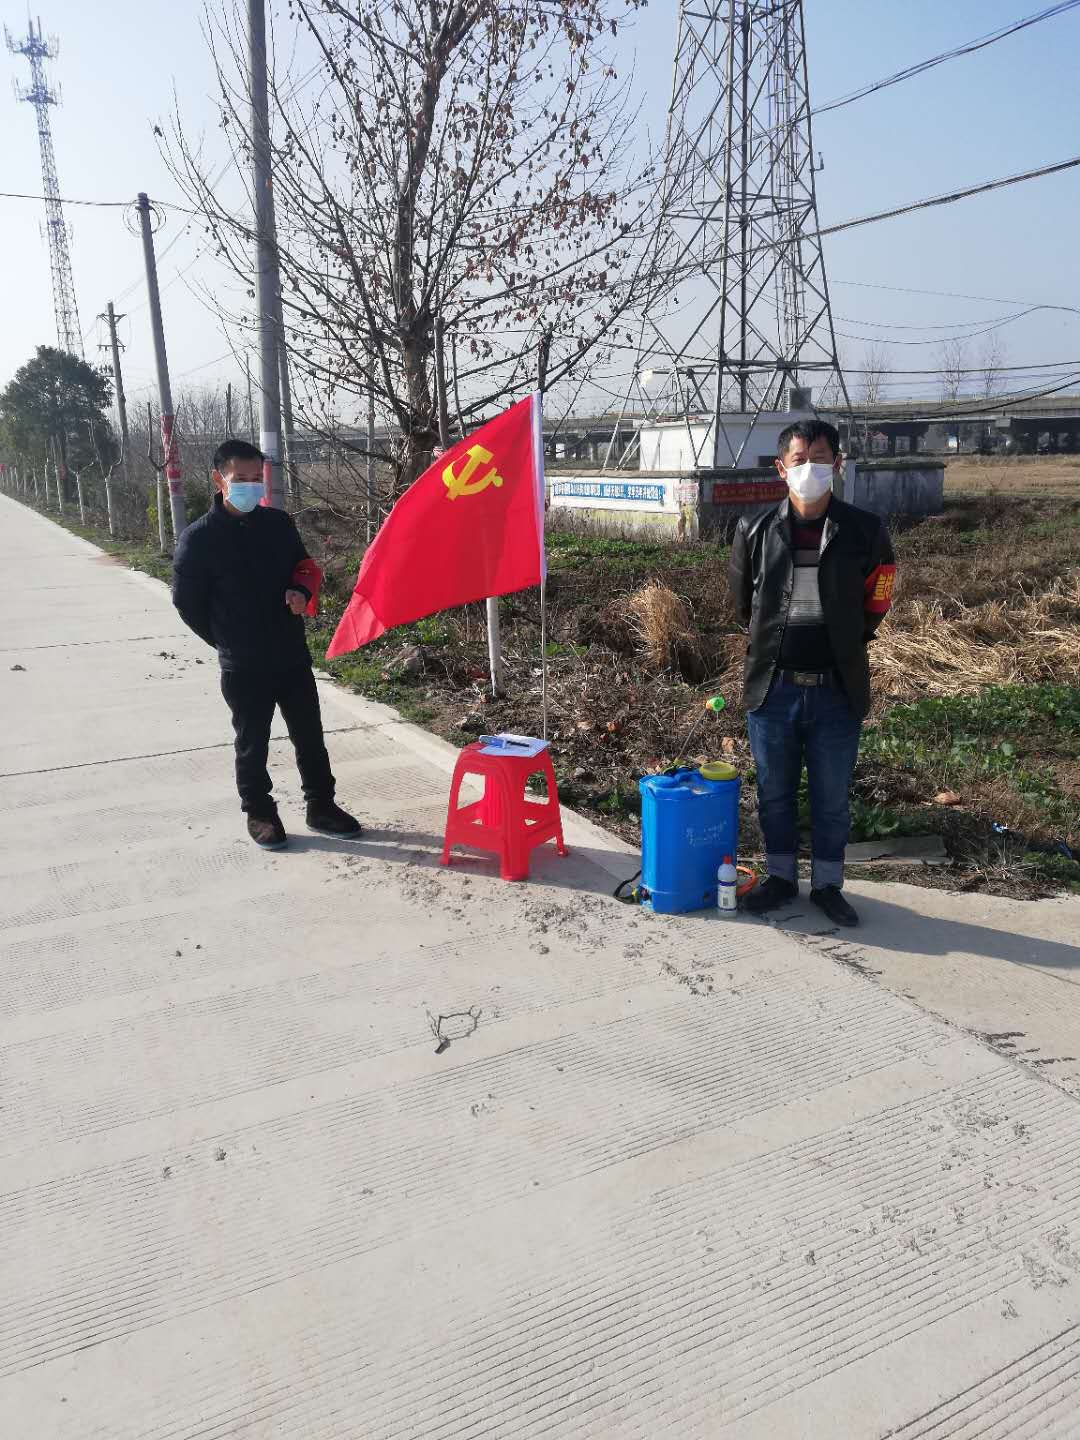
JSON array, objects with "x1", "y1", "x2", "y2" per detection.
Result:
[{"x1": 783, "y1": 461, "x2": 834, "y2": 503}]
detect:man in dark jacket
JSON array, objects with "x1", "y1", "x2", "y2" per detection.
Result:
[
  {"x1": 172, "y1": 439, "x2": 361, "y2": 850},
  {"x1": 728, "y1": 419, "x2": 895, "y2": 926}
]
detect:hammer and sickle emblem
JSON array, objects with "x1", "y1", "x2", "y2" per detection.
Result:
[{"x1": 442, "y1": 444, "x2": 505, "y2": 501}]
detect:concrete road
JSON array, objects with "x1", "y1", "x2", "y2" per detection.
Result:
[{"x1": 2, "y1": 494, "x2": 1079, "y2": 1438}]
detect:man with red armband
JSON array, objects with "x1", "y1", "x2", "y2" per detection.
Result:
[
  {"x1": 728, "y1": 419, "x2": 896, "y2": 926},
  {"x1": 172, "y1": 439, "x2": 361, "y2": 849}
]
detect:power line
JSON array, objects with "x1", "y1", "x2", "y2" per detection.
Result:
[
  {"x1": 817, "y1": 155, "x2": 1080, "y2": 241},
  {"x1": 835, "y1": 312, "x2": 1040, "y2": 348},
  {"x1": 833, "y1": 311, "x2": 1034, "y2": 332},
  {"x1": 833, "y1": 277, "x2": 1080, "y2": 316},
  {"x1": 0, "y1": 189, "x2": 196, "y2": 212},
  {"x1": 845, "y1": 359, "x2": 1080, "y2": 375},
  {"x1": 815, "y1": 0, "x2": 1080, "y2": 116},
  {"x1": 173, "y1": 350, "x2": 237, "y2": 380}
]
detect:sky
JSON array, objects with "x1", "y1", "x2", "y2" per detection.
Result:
[{"x1": 2, "y1": 0, "x2": 1079, "y2": 419}]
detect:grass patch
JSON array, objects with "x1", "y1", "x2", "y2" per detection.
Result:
[
  {"x1": 861, "y1": 684, "x2": 1080, "y2": 845},
  {"x1": 307, "y1": 612, "x2": 438, "y2": 728},
  {"x1": 547, "y1": 530, "x2": 726, "y2": 573},
  {"x1": 864, "y1": 685, "x2": 1080, "y2": 751},
  {"x1": 1024, "y1": 850, "x2": 1080, "y2": 893}
]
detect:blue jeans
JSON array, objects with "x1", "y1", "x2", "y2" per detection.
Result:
[{"x1": 747, "y1": 677, "x2": 862, "y2": 890}]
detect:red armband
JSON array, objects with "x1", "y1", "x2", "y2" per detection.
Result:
[
  {"x1": 864, "y1": 562, "x2": 896, "y2": 615},
  {"x1": 291, "y1": 557, "x2": 323, "y2": 617}
]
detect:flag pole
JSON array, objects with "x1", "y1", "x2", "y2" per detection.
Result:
[
  {"x1": 435, "y1": 315, "x2": 503, "y2": 697},
  {"x1": 537, "y1": 330, "x2": 552, "y2": 742}
]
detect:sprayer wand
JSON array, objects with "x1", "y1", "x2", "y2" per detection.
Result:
[{"x1": 664, "y1": 694, "x2": 726, "y2": 775}]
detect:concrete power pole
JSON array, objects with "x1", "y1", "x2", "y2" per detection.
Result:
[
  {"x1": 100, "y1": 302, "x2": 131, "y2": 484},
  {"x1": 135, "y1": 192, "x2": 186, "y2": 545},
  {"x1": 248, "y1": 0, "x2": 284, "y2": 509},
  {"x1": 274, "y1": 286, "x2": 298, "y2": 503},
  {"x1": 245, "y1": 357, "x2": 255, "y2": 442}
]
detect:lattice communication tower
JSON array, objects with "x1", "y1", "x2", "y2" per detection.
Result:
[
  {"x1": 6, "y1": 16, "x2": 84, "y2": 358},
  {"x1": 624, "y1": 0, "x2": 850, "y2": 465}
]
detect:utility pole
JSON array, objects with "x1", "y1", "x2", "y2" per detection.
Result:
[
  {"x1": 135, "y1": 192, "x2": 186, "y2": 545},
  {"x1": 146, "y1": 400, "x2": 168, "y2": 553},
  {"x1": 100, "y1": 301, "x2": 131, "y2": 484},
  {"x1": 245, "y1": 355, "x2": 255, "y2": 442},
  {"x1": 49, "y1": 435, "x2": 63, "y2": 514},
  {"x1": 248, "y1": 0, "x2": 284, "y2": 509},
  {"x1": 274, "y1": 287, "x2": 298, "y2": 503}
]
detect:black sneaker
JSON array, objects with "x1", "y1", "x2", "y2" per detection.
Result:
[
  {"x1": 248, "y1": 813, "x2": 287, "y2": 850},
  {"x1": 306, "y1": 801, "x2": 363, "y2": 837},
  {"x1": 810, "y1": 885, "x2": 859, "y2": 927},
  {"x1": 741, "y1": 874, "x2": 798, "y2": 914}
]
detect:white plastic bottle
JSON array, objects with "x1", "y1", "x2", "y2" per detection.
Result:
[{"x1": 718, "y1": 855, "x2": 738, "y2": 913}]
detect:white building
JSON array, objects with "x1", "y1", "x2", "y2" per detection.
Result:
[{"x1": 638, "y1": 410, "x2": 815, "y2": 472}]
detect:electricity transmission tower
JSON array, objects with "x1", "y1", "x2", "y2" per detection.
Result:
[
  {"x1": 6, "y1": 17, "x2": 84, "y2": 358},
  {"x1": 620, "y1": 0, "x2": 850, "y2": 467}
]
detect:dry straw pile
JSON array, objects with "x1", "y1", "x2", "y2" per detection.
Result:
[
  {"x1": 624, "y1": 581, "x2": 705, "y2": 680},
  {"x1": 871, "y1": 575, "x2": 1080, "y2": 701}
]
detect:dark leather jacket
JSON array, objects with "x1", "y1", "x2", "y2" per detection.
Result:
[{"x1": 728, "y1": 495, "x2": 896, "y2": 718}]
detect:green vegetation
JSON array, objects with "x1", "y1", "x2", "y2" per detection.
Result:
[
  {"x1": 864, "y1": 686, "x2": 1080, "y2": 747},
  {"x1": 861, "y1": 685, "x2": 1079, "y2": 841},
  {"x1": 547, "y1": 530, "x2": 726, "y2": 573},
  {"x1": 1024, "y1": 850, "x2": 1080, "y2": 893}
]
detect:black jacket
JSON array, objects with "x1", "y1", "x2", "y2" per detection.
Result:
[
  {"x1": 728, "y1": 495, "x2": 896, "y2": 718},
  {"x1": 172, "y1": 495, "x2": 314, "y2": 671}
]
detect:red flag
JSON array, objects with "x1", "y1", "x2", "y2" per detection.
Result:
[{"x1": 326, "y1": 393, "x2": 545, "y2": 657}]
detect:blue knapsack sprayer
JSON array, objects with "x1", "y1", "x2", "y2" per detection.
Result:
[{"x1": 615, "y1": 696, "x2": 757, "y2": 915}]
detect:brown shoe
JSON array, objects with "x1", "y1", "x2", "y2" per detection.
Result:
[
  {"x1": 247, "y1": 813, "x2": 287, "y2": 849},
  {"x1": 306, "y1": 801, "x2": 363, "y2": 837}
]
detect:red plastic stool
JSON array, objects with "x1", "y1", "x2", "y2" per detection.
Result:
[{"x1": 440, "y1": 742, "x2": 568, "y2": 881}]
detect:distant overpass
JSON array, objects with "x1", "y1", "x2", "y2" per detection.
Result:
[{"x1": 836, "y1": 394, "x2": 1080, "y2": 456}]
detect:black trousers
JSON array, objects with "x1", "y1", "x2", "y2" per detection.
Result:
[{"x1": 220, "y1": 665, "x2": 335, "y2": 817}]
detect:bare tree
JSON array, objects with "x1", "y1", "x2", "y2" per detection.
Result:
[
  {"x1": 859, "y1": 344, "x2": 888, "y2": 407},
  {"x1": 938, "y1": 338, "x2": 969, "y2": 404},
  {"x1": 167, "y1": 0, "x2": 661, "y2": 511},
  {"x1": 175, "y1": 383, "x2": 231, "y2": 490},
  {"x1": 978, "y1": 333, "x2": 1008, "y2": 399}
]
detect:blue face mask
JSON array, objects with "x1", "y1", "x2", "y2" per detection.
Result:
[{"x1": 227, "y1": 480, "x2": 263, "y2": 513}]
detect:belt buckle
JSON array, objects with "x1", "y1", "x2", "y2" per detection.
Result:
[{"x1": 792, "y1": 671, "x2": 820, "y2": 687}]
